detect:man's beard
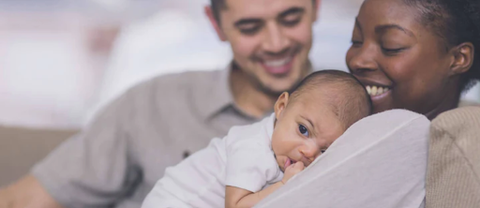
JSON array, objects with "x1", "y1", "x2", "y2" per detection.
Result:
[
  {"x1": 250, "y1": 74, "x2": 292, "y2": 98},
  {"x1": 245, "y1": 65, "x2": 307, "y2": 98}
]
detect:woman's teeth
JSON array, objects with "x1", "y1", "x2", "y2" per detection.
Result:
[{"x1": 366, "y1": 85, "x2": 390, "y2": 96}]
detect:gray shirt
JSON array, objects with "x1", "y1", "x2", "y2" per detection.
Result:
[{"x1": 32, "y1": 68, "x2": 263, "y2": 208}]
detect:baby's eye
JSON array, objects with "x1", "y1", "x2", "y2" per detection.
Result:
[
  {"x1": 320, "y1": 149, "x2": 327, "y2": 154},
  {"x1": 299, "y1": 124, "x2": 309, "y2": 137}
]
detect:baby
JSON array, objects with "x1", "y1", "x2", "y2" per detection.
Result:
[{"x1": 142, "y1": 70, "x2": 372, "y2": 208}]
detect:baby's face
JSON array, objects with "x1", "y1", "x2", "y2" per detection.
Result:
[{"x1": 271, "y1": 92, "x2": 345, "y2": 172}]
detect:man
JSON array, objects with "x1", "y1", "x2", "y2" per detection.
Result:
[{"x1": 0, "y1": 0, "x2": 320, "y2": 207}]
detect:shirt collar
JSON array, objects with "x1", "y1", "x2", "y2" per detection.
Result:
[
  {"x1": 197, "y1": 63, "x2": 236, "y2": 121},
  {"x1": 196, "y1": 61, "x2": 313, "y2": 121}
]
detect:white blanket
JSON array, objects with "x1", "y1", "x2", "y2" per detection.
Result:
[{"x1": 255, "y1": 109, "x2": 429, "y2": 208}]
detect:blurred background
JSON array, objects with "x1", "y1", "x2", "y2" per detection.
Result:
[{"x1": 1, "y1": 0, "x2": 479, "y2": 130}]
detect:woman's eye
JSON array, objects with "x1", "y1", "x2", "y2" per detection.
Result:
[
  {"x1": 299, "y1": 124, "x2": 309, "y2": 137},
  {"x1": 350, "y1": 40, "x2": 363, "y2": 47},
  {"x1": 381, "y1": 47, "x2": 405, "y2": 55}
]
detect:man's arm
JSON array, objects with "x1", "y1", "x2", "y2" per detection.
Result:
[
  {"x1": 225, "y1": 162, "x2": 304, "y2": 208},
  {"x1": 0, "y1": 175, "x2": 62, "y2": 208},
  {"x1": 1, "y1": 86, "x2": 140, "y2": 207}
]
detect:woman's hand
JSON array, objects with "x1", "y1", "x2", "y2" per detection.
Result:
[{"x1": 282, "y1": 162, "x2": 305, "y2": 184}]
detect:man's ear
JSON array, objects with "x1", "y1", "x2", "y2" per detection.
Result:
[
  {"x1": 313, "y1": 0, "x2": 322, "y2": 22},
  {"x1": 449, "y1": 42, "x2": 475, "y2": 76},
  {"x1": 274, "y1": 92, "x2": 290, "y2": 120},
  {"x1": 205, "y1": 6, "x2": 227, "y2": 41}
]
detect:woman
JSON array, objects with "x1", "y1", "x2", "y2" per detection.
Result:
[
  {"x1": 347, "y1": 0, "x2": 480, "y2": 119},
  {"x1": 255, "y1": 0, "x2": 480, "y2": 207}
]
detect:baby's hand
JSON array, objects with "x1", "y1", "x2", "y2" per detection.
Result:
[{"x1": 281, "y1": 162, "x2": 305, "y2": 184}]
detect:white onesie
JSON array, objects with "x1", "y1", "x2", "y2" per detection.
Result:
[{"x1": 142, "y1": 114, "x2": 283, "y2": 208}]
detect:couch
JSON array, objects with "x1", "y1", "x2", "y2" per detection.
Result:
[{"x1": 0, "y1": 126, "x2": 76, "y2": 187}]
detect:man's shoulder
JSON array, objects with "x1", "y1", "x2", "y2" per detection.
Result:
[
  {"x1": 431, "y1": 106, "x2": 480, "y2": 139},
  {"x1": 125, "y1": 69, "x2": 224, "y2": 100},
  {"x1": 151, "y1": 70, "x2": 223, "y2": 87}
]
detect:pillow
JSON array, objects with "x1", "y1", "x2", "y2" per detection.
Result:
[{"x1": 255, "y1": 109, "x2": 430, "y2": 208}]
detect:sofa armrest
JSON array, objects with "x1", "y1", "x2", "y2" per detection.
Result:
[{"x1": 0, "y1": 126, "x2": 77, "y2": 187}]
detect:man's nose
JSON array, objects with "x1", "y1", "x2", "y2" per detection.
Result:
[
  {"x1": 261, "y1": 22, "x2": 291, "y2": 54},
  {"x1": 348, "y1": 44, "x2": 379, "y2": 74}
]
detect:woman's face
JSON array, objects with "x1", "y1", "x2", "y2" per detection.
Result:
[{"x1": 346, "y1": 0, "x2": 457, "y2": 118}]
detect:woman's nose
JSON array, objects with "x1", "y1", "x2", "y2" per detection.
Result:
[{"x1": 347, "y1": 45, "x2": 378, "y2": 75}]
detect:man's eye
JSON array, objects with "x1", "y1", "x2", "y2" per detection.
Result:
[
  {"x1": 239, "y1": 25, "x2": 261, "y2": 35},
  {"x1": 281, "y1": 18, "x2": 301, "y2": 27},
  {"x1": 299, "y1": 124, "x2": 309, "y2": 137}
]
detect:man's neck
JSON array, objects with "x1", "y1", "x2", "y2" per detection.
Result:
[
  {"x1": 229, "y1": 63, "x2": 311, "y2": 119},
  {"x1": 230, "y1": 69, "x2": 277, "y2": 119}
]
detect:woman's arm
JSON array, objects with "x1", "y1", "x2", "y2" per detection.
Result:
[{"x1": 225, "y1": 162, "x2": 304, "y2": 208}]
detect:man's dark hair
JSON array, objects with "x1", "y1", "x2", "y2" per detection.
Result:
[
  {"x1": 210, "y1": 0, "x2": 227, "y2": 23},
  {"x1": 210, "y1": 0, "x2": 316, "y2": 23},
  {"x1": 289, "y1": 70, "x2": 373, "y2": 129},
  {"x1": 402, "y1": 0, "x2": 480, "y2": 93}
]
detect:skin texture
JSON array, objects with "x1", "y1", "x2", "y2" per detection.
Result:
[
  {"x1": 0, "y1": 175, "x2": 62, "y2": 208},
  {"x1": 346, "y1": 0, "x2": 474, "y2": 120},
  {"x1": 226, "y1": 88, "x2": 346, "y2": 208},
  {"x1": 205, "y1": 0, "x2": 320, "y2": 118}
]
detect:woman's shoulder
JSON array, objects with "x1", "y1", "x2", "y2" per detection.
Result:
[
  {"x1": 458, "y1": 99, "x2": 480, "y2": 108},
  {"x1": 432, "y1": 105, "x2": 480, "y2": 131}
]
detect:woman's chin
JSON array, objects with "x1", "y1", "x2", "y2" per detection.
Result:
[{"x1": 371, "y1": 91, "x2": 394, "y2": 113}]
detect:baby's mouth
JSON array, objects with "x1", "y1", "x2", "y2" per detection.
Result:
[{"x1": 284, "y1": 158, "x2": 297, "y2": 169}]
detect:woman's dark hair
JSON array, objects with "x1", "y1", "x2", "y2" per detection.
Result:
[{"x1": 403, "y1": 0, "x2": 480, "y2": 92}]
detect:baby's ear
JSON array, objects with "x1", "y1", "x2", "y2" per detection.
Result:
[{"x1": 274, "y1": 92, "x2": 290, "y2": 119}]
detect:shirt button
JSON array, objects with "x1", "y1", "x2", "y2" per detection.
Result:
[{"x1": 183, "y1": 150, "x2": 191, "y2": 159}]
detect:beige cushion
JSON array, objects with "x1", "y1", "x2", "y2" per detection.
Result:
[
  {"x1": 426, "y1": 106, "x2": 480, "y2": 208},
  {"x1": 0, "y1": 126, "x2": 77, "y2": 187}
]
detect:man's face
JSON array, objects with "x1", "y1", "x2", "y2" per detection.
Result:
[{"x1": 212, "y1": 0, "x2": 319, "y2": 95}]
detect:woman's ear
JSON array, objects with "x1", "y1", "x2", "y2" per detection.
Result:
[
  {"x1": 274, "y1": 92, "x2": 290, "y2": 120},
  {"x1": 449, "y1": 42, "x2": 475, "y2": 76},
  {"x1": 205, "y1": 6, "x2": 227, "y2": 41}
]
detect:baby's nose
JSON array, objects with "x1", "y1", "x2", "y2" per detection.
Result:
[{"x1": 300, "y1": 144, "x2": 320, "y2": 159}]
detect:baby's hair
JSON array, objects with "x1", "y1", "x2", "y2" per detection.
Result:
[{"x1": 289, "y1": 70, "x2": 372, "y2": 129}]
